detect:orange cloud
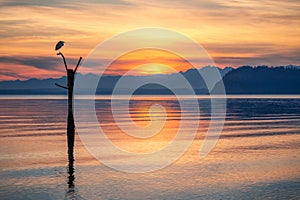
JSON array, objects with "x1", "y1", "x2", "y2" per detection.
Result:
[
  {"x1": 103, "y1": 49, "x2": 195, "y2": 76},
  {"x1": 0, "y1": 0, "x2": 299, "y2": 80}
]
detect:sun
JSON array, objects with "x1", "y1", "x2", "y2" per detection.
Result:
[
  {"x1": 104, "y1": 49, "x2": 195, "y2": 76},
  {"x1": 135, "y1": 63, "x2": 174, "y2": 75}
]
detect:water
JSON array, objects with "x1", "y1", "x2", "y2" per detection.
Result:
[{"x1": 0, "y1": 95, "x2": 299, "y2": 199}]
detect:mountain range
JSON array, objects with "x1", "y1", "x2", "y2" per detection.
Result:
[{"x1": 0, "y1": 65, "x2": 299, "y2": 95}]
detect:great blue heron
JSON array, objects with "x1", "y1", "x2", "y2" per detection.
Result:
[{"x1": 55, "y1": 41, "x2": 65, "y2": 51}]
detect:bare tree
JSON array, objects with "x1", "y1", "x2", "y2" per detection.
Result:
[{"x1": 55, "y1": 49, "x2": 82, "y2": 196}]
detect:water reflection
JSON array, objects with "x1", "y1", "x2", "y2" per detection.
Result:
[
  {"x1": 97, "y1": 99, "x2": 183, "y2": 154},
  {"x1": 65, "y1": 112, "x2": 81, "y2": 200},
  {"x1": 0, "y1": 97, "x2": 300, "y2": 199},
  {"x1": 65, "y1": 152, "x2": 75, "y2": 200}
]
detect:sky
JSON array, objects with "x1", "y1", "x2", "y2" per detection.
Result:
[{"x1": 0, "y1": 0, "x2": 299, "y2": 80}]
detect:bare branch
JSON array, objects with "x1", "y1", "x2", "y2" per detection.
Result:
[
  {"x1": 74, "y1": 57, "x2": 82, "y2": 73},
  {"x1": 55, "y1": 83, "x2": 68, "y2": 90},
  {"x1": 57, "y1": 52, "x2": 68, "y2": 71}
]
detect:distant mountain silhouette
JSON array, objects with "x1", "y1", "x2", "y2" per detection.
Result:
[
  {"x1": 0, "y1": 66, "x2": 231, "y2": 95},
  {"x1": 213, "y1": 66, "x2": 300, "y2": 94},
  {"x1": 1, "y1": 65, "x2": 300, "y2": 95},
  {"x1": 0, "y1": 77, "x2": 67, "y2": 94},
  {"x1": 94, "y1": 66, "x2": 232, "y2": 94}
]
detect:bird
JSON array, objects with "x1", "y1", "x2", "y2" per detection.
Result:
[{"x1": 55, "y1": 41, "x2": 65, "y2": 51}]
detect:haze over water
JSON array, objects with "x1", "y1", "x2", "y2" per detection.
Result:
[{"x1": 0, "y1": 95, "x2": 299, "y2": 199}]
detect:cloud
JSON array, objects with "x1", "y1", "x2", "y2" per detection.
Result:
[
  {"x1": 204, "y1": 43, "x2": 276, "y2": 54},
  {"x1": 0, "y1": 56, "x2": 79, "y2": 71},
  {"x1": 0, "y1": 71, "x2": 31, "y2": 80},
  {"x1": 213, "y1": 48, "x2": 300, "y2": 67},
  {"x1": 0, "y1": 18, "x2": 91, "y2": 38},
  {"x1": 140, "y1": 0, "x2": 226, "y2": 10},
  {"x1": 0, "y1": 0, "x2": 132, "y2": 8},
  {"x1": 0, "y1": 0, "x2": 299, "y2": 80}
]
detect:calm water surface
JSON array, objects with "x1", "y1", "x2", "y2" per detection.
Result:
[{"x1": 0, "y1": 95, "x2": 299, "y2": 199}]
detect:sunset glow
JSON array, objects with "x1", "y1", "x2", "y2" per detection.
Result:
[
  {"x1": 105, "y1": 49, "x2": 195, "y2": 76},
  {"x1": 0, "y1": 0, "x2": 299, "y2": 80}
]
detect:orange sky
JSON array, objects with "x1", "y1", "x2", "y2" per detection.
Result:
[{"x1": 0, "y1": 0, "x2": 299, "y2": 80}]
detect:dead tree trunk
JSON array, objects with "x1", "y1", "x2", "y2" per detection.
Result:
[
  {"x1": 56, "y1": 53, "x2": 82, "y2": 164},
  {"x1": 67, "y1": 69, "x2": 75, "y2": 162}
]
